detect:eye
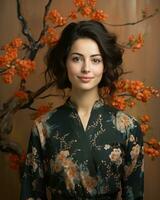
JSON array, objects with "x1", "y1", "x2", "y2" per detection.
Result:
[
  {"x1": 91, "y1": 57, "x2": 102, "y2": 64},
  {"x1": 72, "y1": 56, "x2": 82, "y2": 63}
]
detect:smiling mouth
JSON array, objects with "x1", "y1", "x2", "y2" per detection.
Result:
[{"x1": 78, "y1": 76, "x2": 94, "y2": 83}]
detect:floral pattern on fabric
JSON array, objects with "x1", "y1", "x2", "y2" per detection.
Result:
[{"x1": 20, "y1": 98, "x2": 144, "y2": 200}]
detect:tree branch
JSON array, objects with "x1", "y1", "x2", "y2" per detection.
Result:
[
  {"x1": 16, "y1": 0, "x2": 35, "y2": 43},
  {"x1": 16, "y1": 0, "x2": 52, "y2": 89},
  {"x1": 105, "y1": 9, "x2": 159, "y2": 27},
  {"x1": 0, "y1": 66, "x2": 11, "y2": 74},
  {"x1": 0, "y1": 137, "x2": 22, "y2": 156},
  {"x1": 38, "y1": 94, "x2": 64, "y2": 99},
  {"x1": 20, "y1": 80, "x2": 56, "y2": 109},
  {"x1": 37, "y1": 0, "x2": 53, "y2": 43}
]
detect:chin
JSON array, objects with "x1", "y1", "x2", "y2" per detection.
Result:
[{"x1": 75, "y1": 84, "x2": 99, "y2": 91}]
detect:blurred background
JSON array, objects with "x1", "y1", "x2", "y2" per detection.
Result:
[{"x1": 0, "y1": 0, "x2": 160, "y2": 199}]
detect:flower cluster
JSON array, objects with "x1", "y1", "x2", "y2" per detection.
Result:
[
  {"x1": 31, "y1": 103, "x2": 53, "y2": 119},
  {"x1": 42, "y1": 0, "x2": 108, "y2": 46},
  {"x1": 73, "y1": 0, "x2": 108, "y2": 20},
  {"x1": 111, "y1": 96, "x2": 126, "y2": 110},
  {"x1": 140, "y1": 114, "x2": 150, "y2": 135},
  {"x1": 41, "y1": 27, "x2": 59, "y2": 46},
  {"x1": 69, "y1": 10, "x2": 78, "y2": 20},
  {"x1": 0, "y1": 38, "x2": 23, "y2": 67},
  {"x1": 0, "y1": 38, "x2": 36, "y2": 83},
  {"x1": 127, "y1": 33, "x2": 144, "y2": 51},
  {"x1": 16, "y1": 59, "x2": 35, "y2": 80},
  {"x1": 111, "y1": 79, "x2": 160, "y2": 110},
  {"x1": 43, "y1": 9, "x2": 67, "y2": 46},
  {"x1": 73, "y1": 0, "x2": 96, "y2": 8},
  {"x1": 46, "y1": 9, "x2": 67, "y2": 26},
  {"x1": 8, "y1": 151, "x2": 26, "y2": 170},
  {"x1": 15, "y1": 90, "x2": 28, "y2": 101},
  {"x1": 2, "y1": 66, "x2": 17, "y2": 84},
  {"x1": 144, "y1": 138, "x2": 160, "y2": 158}
]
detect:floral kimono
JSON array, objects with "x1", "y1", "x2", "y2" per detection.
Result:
[{"x1": 20, "y1": 98, "x2": 144, "y2": 200}]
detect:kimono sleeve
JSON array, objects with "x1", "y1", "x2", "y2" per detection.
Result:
[
  {"x1": 121, "y1": 119, "x2": 144, "y2": 200},
  {"x1": 20, "y1": 123, "x2": 47, "y2": 200}
]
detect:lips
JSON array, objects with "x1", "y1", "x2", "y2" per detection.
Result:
[{"x1": 78, "y1": 76, "x2": 94, "y2": 83}]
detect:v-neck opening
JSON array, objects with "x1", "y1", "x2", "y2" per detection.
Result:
[
  {"x1": 65, "y1": 97, "x2": 105, "y2": 133},
  {"x1": 77, "y1": 109, "x2": 93, "y2": 133}
]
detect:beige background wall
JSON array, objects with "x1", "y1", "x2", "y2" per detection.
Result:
[{"x1": 0, "y1": 0, "x2": 160, "y2": 199}]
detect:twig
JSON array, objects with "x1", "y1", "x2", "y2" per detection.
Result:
[
  {"x1": 20, "y1": 81, "x2": 56, "y2": 109},
  {"x1": 0, "y1": 137, "x2": 23, "y2": 156},
  {"x1": 38, "y1": 94, "x2": 64, "y2": 99},
  {"x1": 32, "y1": 81, "x2": 56, "y2": 99},
  {"x1": 105, "y1": 9, "x2": 159, "y2": 27},
  {"x1": 16, "y1": 0, "x2": 35, "y2": 90},
  {"x1": 0, "y1": 66, "x2": 11, "y2": 74},
  {"x1": 37, "y1": 0, "x2": 53, "y2": 43},
  {"x1": 117, "y1": 93, "x2": 132, "y2": 97},
  {"x1": 16, "y1": 0, "x2": 35, "y2": 43},
  {"x1": 28, "y1": 106, "x2": 37, "y2": 111}
]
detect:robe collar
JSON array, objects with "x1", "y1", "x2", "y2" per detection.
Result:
[{"x1": 65, "y1": 97, "x2": 105, "y2": 111}]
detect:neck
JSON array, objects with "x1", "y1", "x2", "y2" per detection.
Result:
[{"x1": 70, "y1": 88, "x2": 100, "y2": 114}]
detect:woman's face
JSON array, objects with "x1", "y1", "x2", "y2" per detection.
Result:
[{"x1": 66, "y1": 38, "x2": 104, "y2": 92}]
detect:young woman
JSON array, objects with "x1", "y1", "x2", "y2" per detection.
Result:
[{"x1": 20, "y1": 20, "x2": 144, "y2": 200}]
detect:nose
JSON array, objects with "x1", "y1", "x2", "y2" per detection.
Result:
[{"x1": 81, "y1": 60, "x2": 90, "y2": 73}]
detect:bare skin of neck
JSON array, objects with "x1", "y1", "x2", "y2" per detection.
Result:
[{"x1": 70, "y1": 88, "x2": 100, "y2": 130}]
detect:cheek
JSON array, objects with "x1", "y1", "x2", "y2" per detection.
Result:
[
  {"x1": 93, "y1": 64, "x2": 104, "y2": 76},
  {"x1": 67, "y1": 66, "x2": 78, "y2": 77},
  {"x1": 66, "y1": 63, "x2": 80, "y2": 82}
]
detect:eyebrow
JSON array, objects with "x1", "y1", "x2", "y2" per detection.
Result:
[{"x1": 70, "y1": 52, "x2": 102, "y2": 57}]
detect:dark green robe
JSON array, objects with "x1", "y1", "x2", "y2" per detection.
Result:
[{"x1": 20, "y1": 98, "x2": 144, "y2": 200}]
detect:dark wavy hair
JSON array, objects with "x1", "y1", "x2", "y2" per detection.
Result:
[{"x1": 45, "y1": 20, "x2": 124, "y2": 94}]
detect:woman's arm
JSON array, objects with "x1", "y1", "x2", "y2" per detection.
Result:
[
  {"x1": 20, "y1": 123, "x2": 47, "y2": 200},
  {"x1": 121, "y1": 119, "x2": 144, "y2": 200}
]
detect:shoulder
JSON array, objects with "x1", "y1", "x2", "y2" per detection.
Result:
[
  {"x1": 30, "y1": 104, "x2": 67, "y2": 147},
  {"x1": 103, "y1": 103, "x2": 136, "y2": 121},
  {"x1": 36, "y1": 103, "x2": 66, "y2": 122},
  {"x1": 115, "y1": 111, "x2": 143, "y2": 143},
  {"x1": 104, "y1": 104, "x2": 140, "y2": 133},
  {"x1": 115, "y1": 110, "x2": 139, "y2": 131},
  {"x1": 33, "y1": 103, "x2": 67, "y2": 131}
]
